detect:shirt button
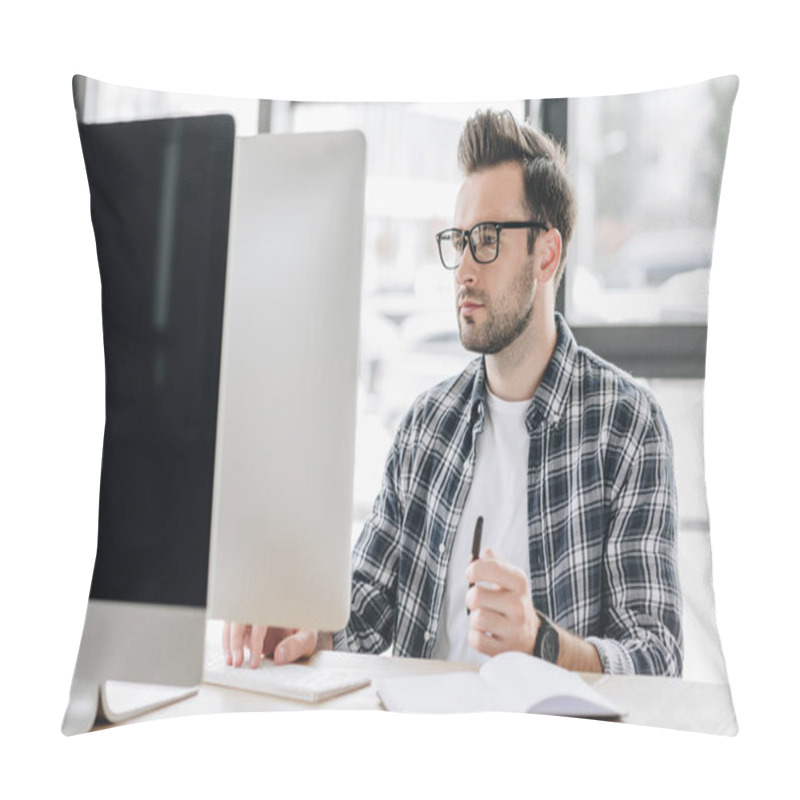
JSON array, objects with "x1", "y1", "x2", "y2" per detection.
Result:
[
  {"x1": 438, "y1": 543, "x2": 445, "y2": 555},
  {"x1": 423, "y1": 631, "x2": 431, "y2": 642}
]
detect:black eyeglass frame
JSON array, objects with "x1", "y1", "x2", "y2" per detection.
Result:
[{"x1": 435, "y1": 220, "x2": 551, "y2": 270}]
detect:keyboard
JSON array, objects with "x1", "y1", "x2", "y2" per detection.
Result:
[{"x1": 203, "y1": 652, "x2": 371, "y2": 703}]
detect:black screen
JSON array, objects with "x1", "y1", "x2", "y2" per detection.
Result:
[{"x1": 79, "y1": 114, "x2": 234, "y2": 607}]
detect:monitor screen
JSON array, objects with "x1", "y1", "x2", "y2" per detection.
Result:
[{"x1": 80, "y1": 114, "x2": 234, "y2": 608}]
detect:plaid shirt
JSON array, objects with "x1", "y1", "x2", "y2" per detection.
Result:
[{"x1": 333, "y1": 313, "x2": 683, "y2": 676}]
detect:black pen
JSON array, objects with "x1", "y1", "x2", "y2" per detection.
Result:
[{"x1": 466, "y1": 516, "x2": 483, "y2": 615}]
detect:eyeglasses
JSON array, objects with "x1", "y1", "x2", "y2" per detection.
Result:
[{"x1": 435, "y1": 221, "x2": 550, "y2": 270}]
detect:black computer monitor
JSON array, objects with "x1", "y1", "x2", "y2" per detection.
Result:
[{"x1": 63, "y1": 112, "x2": 233, "y2": 734}]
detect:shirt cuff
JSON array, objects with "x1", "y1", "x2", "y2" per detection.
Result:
[
  {"x1": 331, "y1": 629, "x2": 352, "y2": 653},
  {"x1": 585, "y1": 636, "x2": 636, "y2": 675}
]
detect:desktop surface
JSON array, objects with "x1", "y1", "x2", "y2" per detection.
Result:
[{"x1": 93, "y1": 623, "x2": 737, "y2": 736}]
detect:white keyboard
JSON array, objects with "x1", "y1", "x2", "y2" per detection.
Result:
[{"x1": 203, "y1": 653, "x2": 371, "y2": 703}]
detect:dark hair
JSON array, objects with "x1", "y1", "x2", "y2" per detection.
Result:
[{"x1": 457, "y1": 109, "x2": 576, "y2": 289}]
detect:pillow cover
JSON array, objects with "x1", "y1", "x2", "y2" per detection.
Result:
[{"x1": 65, "y1": 74, "x2": 738, "y2": 736}]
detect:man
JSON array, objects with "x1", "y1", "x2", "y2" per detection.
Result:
[{"x1": 224, "y1": 109, "x2": 683, "y2": 676}]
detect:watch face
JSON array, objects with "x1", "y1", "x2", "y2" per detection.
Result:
[{"x1": 541, "y1": 628, "x2": 559, "y2": 663}]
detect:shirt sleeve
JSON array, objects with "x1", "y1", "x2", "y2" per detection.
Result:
[
  {"x1": 590, "y1": 397, "x2": 684, "y2": 676},
  {"x1": 332, "y1": 432, "x2": 405, "y2": 655}
]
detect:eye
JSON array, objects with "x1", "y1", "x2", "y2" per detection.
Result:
[
  {"x1": 450, "y1": 232, "x2": 466, "y2": 253},
  {"x1": 474, "y1": 224, "x2": 498, "y2": 249}
]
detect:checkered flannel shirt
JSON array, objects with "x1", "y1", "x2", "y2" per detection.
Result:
[{"x1": 333, "y1": 313, "x2": 683, "y2": 676}]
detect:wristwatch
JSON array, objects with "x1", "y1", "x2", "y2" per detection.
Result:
[{"x1": 532, "y1": 612, "x2": 560, "y2": 663}]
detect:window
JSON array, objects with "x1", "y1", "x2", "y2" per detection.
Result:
[
  {"x1": 566, "y1": 81, "x2": 736, "y2": 326},
  {"x1": 76, "y1": 75, "x2": 260, "y2": 133},
  {"x1": 548, "y1": 77, "x2": 737, "y2": 379}
]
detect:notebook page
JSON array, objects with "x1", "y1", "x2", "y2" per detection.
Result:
[
  {"x1": 375, "y1": 671, "x2": 515, "y2": 713},
  {"x1": 479, "y1": 652, "x2": 623, "y2": 718}
]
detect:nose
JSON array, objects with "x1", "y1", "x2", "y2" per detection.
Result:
[{"x1": 454, "y1": 241, "x2": 479, "y2": 286}]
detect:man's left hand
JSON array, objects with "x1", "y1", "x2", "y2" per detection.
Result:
[{"x1": 465, "y1": 548, "x2": 540, "y2": 657}]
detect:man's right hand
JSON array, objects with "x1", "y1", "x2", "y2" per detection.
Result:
[{"x1": 222, "y1": 621, "x2": 320, "y2": 668}]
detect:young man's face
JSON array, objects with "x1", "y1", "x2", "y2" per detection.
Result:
[{"x1": 453, "y1": 161, "x2": 538, "y2": 355}]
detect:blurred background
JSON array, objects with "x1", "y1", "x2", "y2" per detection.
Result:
[{"x1": 76, "y1": 76, "x2": 738, "y2": 685}]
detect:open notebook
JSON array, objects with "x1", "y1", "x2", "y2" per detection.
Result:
[{"x1": 375, "y1": 651, "x2": 624, "y2": 719}]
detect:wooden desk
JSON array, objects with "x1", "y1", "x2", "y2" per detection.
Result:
[{"x1": 101, "y1": 648, "x2": 737, "y2": 736}]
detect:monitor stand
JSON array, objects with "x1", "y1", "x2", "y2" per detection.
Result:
[{"x1": 62, "y1": 601, "x2": 206, "y2": 735}]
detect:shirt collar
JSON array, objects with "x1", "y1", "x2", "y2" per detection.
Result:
[
  {"x1": 527, "y1": 312, "x2": 576, "y2": 428},
  {"x1": 469, "y1": 312, "x2": 576, "y2": 430}
]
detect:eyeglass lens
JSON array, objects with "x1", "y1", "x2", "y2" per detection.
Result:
[{"x1": 439, "y1": 224, "x2": 499, "y2": 268}]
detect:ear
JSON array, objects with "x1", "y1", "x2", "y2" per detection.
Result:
[{"x1": 535, "y1": 228, "x2": 562, "y2": 285}]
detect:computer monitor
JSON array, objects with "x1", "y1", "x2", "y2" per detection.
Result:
[
  {"x1": 63, "y1": 111, "x2": 366, "y2": 734},
  {"x1": 63, "y1": 112, "x2": 235, "y2": 735},
  {"x1": 207, "y1": 130, "x2": 366, "y2": 631}
]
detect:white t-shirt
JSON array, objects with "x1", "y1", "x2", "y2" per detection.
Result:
[{"x1": 431, "y1": 388, "x2": 531, "y2": 664}]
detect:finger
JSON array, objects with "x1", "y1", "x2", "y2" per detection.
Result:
[
  {"x1": 466, "y1": 583, "x2": 519, "y2": 618},
  {"x1": 262, "y1": 628, "x2": 280, "y2": 658},
  {"x1": 222, "y1": 621, "x2": 231, "y2": 664},
  {"x1": 262, "y1": 627, "x2": 297, "y2": 657},
  {"x1": 468, "y1": 607, "x2": 512, "y2": 642},
  {"x1": 468, "y1": 625, "x2": 506, "y2": 657},
  {"x1": 467, "y1": 556, "x2": 527, "y2": 593},
  {"x1": 248, "y1": 625, "x2": 269, "y2": 668},
  {"x1": 274, "y1": 630, "x2": 318, "y2": 665},
  {"x1": 229, "y1": 623, "x2": 248, "y2": 668}
]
